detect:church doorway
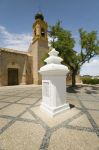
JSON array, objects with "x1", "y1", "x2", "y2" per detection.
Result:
[{"x1": 8, "y1": 68, "x2": 19, "y2": 85}]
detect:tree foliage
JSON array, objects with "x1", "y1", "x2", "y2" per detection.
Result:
[
  {"x1": 79, "y1": 28, "x2": 99, "y2": 65},
  {"x1": 49, "y1": 21, "x2": 99, "y2": 86}
]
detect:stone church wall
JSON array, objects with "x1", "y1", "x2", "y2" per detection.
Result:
[{"x1": 0, "y1": 50, "x2": 33, "y2": 86}]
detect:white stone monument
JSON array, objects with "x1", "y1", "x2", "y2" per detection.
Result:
[{"x1": 39, "y1": 48, "x2": 70, "y2": 117}]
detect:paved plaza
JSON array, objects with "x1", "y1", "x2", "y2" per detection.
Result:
[{"x1": 0, "y1": 84, "x2": 99, "y2": 150}]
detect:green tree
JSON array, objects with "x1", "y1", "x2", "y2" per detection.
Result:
[{"x1": 49, "y1": 22, "x2": 99, "y2": 87}]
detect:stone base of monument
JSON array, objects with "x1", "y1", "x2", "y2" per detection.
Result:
[{"x1": 40, "y1": 102, "x2": 70, "y2": 117}]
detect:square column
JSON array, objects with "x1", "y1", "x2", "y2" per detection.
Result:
[{"x1": 41, "y1": 76, "x2": 69, "y2": 116}]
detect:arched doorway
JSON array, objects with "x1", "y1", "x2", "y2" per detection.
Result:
[{"x1": 8, "y1": 68, "x2": 19, "y2": 86}]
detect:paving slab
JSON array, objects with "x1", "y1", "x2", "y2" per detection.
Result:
[
  {"x1": 0, "y1": 121, "x2": 45, "y2": 150},
  {"x1": 18, "y1": 97, "x2": 39, "y2": 105},
  {"x1": 0, "y1": 102, "x2": 9, "y2": 109},
  {"x1": 0, "y1": 104, "x2": 28, "y2": 117},
  {"x1": 0, "y1": 96, "x2": 23, "y2": 102},
  {"x1": 69, "y1": 114, "x2": 93, "y2": 128},
  {"x1": 82, "y1": 101, "x2": 99, "y2": 109},
  {"x1": 0, "y1": 118, "x2": 10, "y2": 129},
  {"x1": 48, "y1": 128, "x2": 99, "y2": 150},
  {"x1": 20, "y1": 111, "x2": 36, "y2": 120},
  {"x1": 88, "y1": 110, "x2": 99, "y2": 127}
]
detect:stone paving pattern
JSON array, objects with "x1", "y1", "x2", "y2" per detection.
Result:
[{"x1": 0, "y1": 85, "x2": 99, "y2": 150}]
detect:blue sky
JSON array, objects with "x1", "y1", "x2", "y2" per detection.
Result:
[{"x1": 0, "y1": 0, "x2": 99, "y2": 76}]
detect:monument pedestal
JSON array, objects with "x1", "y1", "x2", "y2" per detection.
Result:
[{"x1": 39, "y1": 48, "x2": 70, "y2": 117}]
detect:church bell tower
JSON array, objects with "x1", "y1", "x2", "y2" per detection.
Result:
[{"x1": 28, "y1": 12, "x2": 49, "y2": 84}]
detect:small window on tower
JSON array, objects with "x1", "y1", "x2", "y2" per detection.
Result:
[{"x1": 41, "y1": 28, "x2": 45, "y2": 37}]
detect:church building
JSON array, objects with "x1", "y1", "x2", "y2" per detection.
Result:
[
  {"x1": 0, "y1": 12, "x2": 81, "y2": 86},
  {"x1": 0, "y1": 13, "x2": 49, "y2": 86}
]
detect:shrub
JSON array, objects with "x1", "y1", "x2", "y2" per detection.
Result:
[{"x1": 82, "y1": 77, "x2": 99, "y2": 84}]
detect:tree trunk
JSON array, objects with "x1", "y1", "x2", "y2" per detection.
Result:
[{"x1": 72, "y1": 71, "x2": 77, "y2": 87}]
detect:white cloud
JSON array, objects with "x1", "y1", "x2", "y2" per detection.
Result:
[
  {"x1": 0, "y1": 25, "x2": 32, "y2": 51},
  {"x1": 80, "y1": 57, "x2": 99, "y2": 76},
  {"x1": 83, "y1": 59, "x2": 99, "y2": 67}
]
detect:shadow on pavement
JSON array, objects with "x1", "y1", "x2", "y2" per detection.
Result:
[
  {"x1": 67, "y1": 84, "x2": 99, "y2": 94},
  {"x1": 67, "y1": 85, "x2": 82, "y2": 93},
  {"x1": 69, "y1": 104, "x2": 75, "y2": 109}
]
